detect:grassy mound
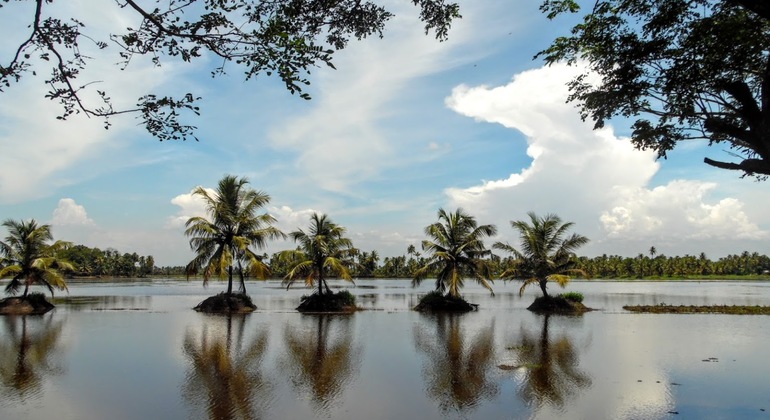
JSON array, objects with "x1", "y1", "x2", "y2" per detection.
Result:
[
  {"x1": 624, "y1": 304, "x2": 770, "y2": 314},
  {"x1": 194, "y1": 292, "x2": 256, "y2": 314},
  {"x1": 0, "y1": 292, "x2": 55, "y2": 315},
  {"x1": 527, "y1": 295, "x2": 591, "y2": 315},
  {"x1": 297, "y1": 290, "x2": 358, "y2": 313},
  {"x1": 414, "y1": 291, "x2": 478, "y2": 313}
]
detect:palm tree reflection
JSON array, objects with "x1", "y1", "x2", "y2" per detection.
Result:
[
  {"x1": 282, "y1": 315, "x2": 361, "y2": 412},
  {"x1": 505, "y1": 315, "x2": 591, "y2": 410},
  {"x1": 414, "y1": 313, "x2": 498, "y2": 413},
  {"x1": 0, "y1": 315, "x2": 65, "y2": 402},
  {"x1": 182, "y1": 315, "x2": 270, "y2": 420}
]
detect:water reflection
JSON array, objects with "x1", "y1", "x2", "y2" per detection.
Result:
[
  {"x1": 281, "y1": 315, "x2": 361, "y2": 412},
  {"x1": 504, "y1": 315, "x2": 591, "y2": 411},
  {"x1": 414, "y1": 313, "x2": 498, "y2": 413},
  {"x1": 0, "y1": 315, "x2": 65, "y2": 404},
  {"x1": 182, "y1": 315, "x2": 271, "y2": 420}
]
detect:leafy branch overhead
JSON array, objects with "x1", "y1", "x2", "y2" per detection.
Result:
[
  {"x1": 538, "y1": 0, "x2": 770, "y2": 179},
  {"x1": 0, "y1": 0, "x2": 460, "y2": 141}
]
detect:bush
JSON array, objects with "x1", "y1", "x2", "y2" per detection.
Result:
[
  {"x1": 26, "y1": 292, "x2": 50, "y2": 305},
  {"x1": 297, "y1": 290, "x2": 358, "y2": 312},
  {"x1": 414, "y1": 291, "x2": 477, "y2": 313},
  {"x1": 560, "y1": 291, "x2": 584, "y2": 303},
  {"x1": 193, "y1": 292, "x2": 256, "y2": 313}
]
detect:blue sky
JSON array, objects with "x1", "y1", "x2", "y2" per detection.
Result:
[{"x1": 2, "y1": 0, "x2": 769, "y2": 266}]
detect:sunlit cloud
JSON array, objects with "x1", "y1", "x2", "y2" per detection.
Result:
[
  {"x1": 51, "y1": 198, "x2": 95, "y2": 226},
  {"x1": 445, "y1": 63, "x2": 768, "y2": 255}
]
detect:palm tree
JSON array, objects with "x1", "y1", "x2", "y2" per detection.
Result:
[
  {"x1": 279, "y1": 213, "x2": 355, "y2": 296},
  {"x1": 184, "y1": 175, "x2": 284, "y2": 295},
  {"x1": 413, "y1": 208, "x2": 497, "y2": 298},
  {"x1": 494, "y1": 212, "x2": 588, "y2": 297},
  {"x1": 0, "y1": 219, "x2": 74, "y2": 298}
]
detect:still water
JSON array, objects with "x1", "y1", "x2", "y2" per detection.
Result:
[{"x1": 1, "y1": 279, "x2": 769, "y2": 420}]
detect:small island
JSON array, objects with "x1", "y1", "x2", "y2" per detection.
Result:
[{"x1": 623, "y1": 304, "x2": 770, "y2": 315}]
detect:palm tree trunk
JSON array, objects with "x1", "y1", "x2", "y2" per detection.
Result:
[
  {"x1": 227, "y1": 265, "x2": 233, "y2": 295},
  {"x1": 539, "y1": 279, "x2": 548, "y2": 297},
  {"x1": 237, "y1": 260, "x2": 246, "y2": 294},
  {"x1": 22, "y1": 283, "x2": 29, "y2": 298}
]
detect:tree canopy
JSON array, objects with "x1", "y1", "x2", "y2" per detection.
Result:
[
  {"x1": 184, "y1": 175, "x2": 284, "y2": 295},
  {"x1": 279, "y1": 212, "x2": 356, "y2": 295},
  {"x1": 413, "y1": 208, "x2": 497, "y2": 297},
  {"x1": 494, "y1": 212, "x2": 588, "y2": 297},
  {"x1": 538, "y1": 0, "x2": 770, "y2": 178},
  {"x1": 1, "y1": 0, "x2": 460, "y2": 141},
  {"x1": 0, "y1": 219, "x2": 74, "y2": 297}
]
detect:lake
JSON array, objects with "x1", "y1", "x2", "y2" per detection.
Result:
[{"x1": 1, "y1": 279, "x2": 769, "y2": 420}]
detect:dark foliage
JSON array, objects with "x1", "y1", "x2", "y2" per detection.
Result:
[
  {"x1": 539, "y1": 0, "x2": 770, "y2": 178},
  {"x1": 193, "y1": 292, "x2": 257, "y2": 314},
  {"x1": 527, "y1": 295, "x2": 590, "y2": 315},
  {"x1": 2, "y1": 0, "x2": 459, "y2": 141},
  {"x1": 296, "y1": 290, "x2": 358, "y2": 313},
  {"x1": 413, "y1": 290, "x2": 477, "y2": 313}
]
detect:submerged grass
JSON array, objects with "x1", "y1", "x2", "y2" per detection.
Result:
[{"x1": 624, "y1": 304, "x2": 770, "y2": 314}]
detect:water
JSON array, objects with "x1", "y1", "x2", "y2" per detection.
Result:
[{"x1": 1, "y1": 279, "x2": 769, "y2": 419}]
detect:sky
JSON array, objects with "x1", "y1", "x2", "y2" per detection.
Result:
[{"x1": 2, "y1": 0, "x2": 770, "y2": 267}]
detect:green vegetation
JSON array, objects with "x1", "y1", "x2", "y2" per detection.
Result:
[
  {"x1": 0, "y1": 219, "x2": 74, "y2": 298},
  {"x1": 539, "y1": 0, "x2": 770, "y2": 178},
  {"x1": 296, "y1": 290, "x2": 358, "y2": 313},
  {"x1": 184, "y1": 175, "x2": 284, "y2": 312},
  {"x1": 559, "y1": 292, "x2": 584, "y2": 303},
  {"x1": 413, "y1": 208, "x2": 497, "y2": 312},
  {"x1": 55, "y1": 245, "x2": 156, "y2": 278},
  {"x1": 495, "y1": 212, "x2": 588, "y2": 299},
  {"x1": 414, "y1": 290, "x2": 476, "y2": 313},
  {"x1": 575, "y1": 252, "x2": 770, "y2": 279},
  {"x1": 527, "y1": 295, "x2": 591, "y2": 315},
  {"x1": 623, "y1": 304, "x2": 770, "y2": 315},
  {"x1": 278, "y1": 213, "x2": 357, "y2": 312}
]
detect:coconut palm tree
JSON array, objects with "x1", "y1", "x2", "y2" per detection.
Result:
[
  {"x1": 279, "y1": 213, "x2": 355, "y2": 296},
  {"x1": 0, "y1": 219, "x2": 74, "y2": 297},
  {"x1": 184, "y1": 175, "x2": 284, "y2": 295},
  {"x1": 494, "y1": 212, "x2": 588, "y2": 297},
  {"x1": 413, "y1": 208, "x2": 497, "y2": 298}
]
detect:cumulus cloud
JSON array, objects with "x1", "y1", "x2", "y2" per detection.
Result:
[
  {"x1": 445, "y1": 63, "x2": 768, "y2": 255},
  {"x1": 167, "y1": 188, "x2": 215, "y2": 228},
  {"x1": 51, "y1": 198, "x2": 95, "y2": 226}
]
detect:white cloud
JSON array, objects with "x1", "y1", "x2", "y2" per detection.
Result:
[
  {"x1": 0, "y1": 1, "x2": 190, "y2": 204},
  {"x1": 51, "y1": 198, "x2": 95, "y2": 226},
  {"x1": 267, "y1": 2, "x2": 514, "y2": 195},
  {"x1": 445, "y1": 63, "x2": 768, "y2": 255},
  {"x1": 167, "y1": 188, "x2": 214, "y2": 228}
]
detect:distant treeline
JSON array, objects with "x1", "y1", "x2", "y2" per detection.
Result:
[
  {"x1": 57, "y1": 244, "x2": 770, "y2": 280},
  {"x1": 167, "y1": 249, "x2": 770, "y2": 280},
  {"x1": 57, "y1": 245, "x2": 156, "y2": 278},
  {"x1": 574, "y1": 252, "x2": 770, "y2": 279}
]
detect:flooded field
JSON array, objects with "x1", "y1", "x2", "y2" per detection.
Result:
[{"x1": 1, "y1": 279, "x2": 769, "y2": 419}]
